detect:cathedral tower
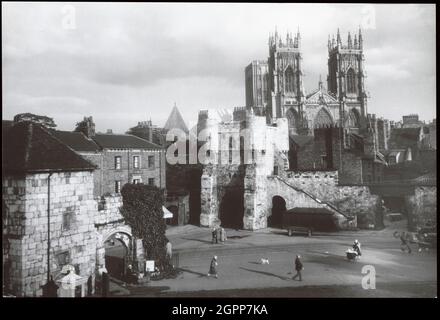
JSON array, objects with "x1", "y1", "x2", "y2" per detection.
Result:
[
  {"x1": 267, "y1": 29, "x2": 306, "y2": 123},
  {"x1": 327, "y1": 28, "x2": 367, "y2": 132}
]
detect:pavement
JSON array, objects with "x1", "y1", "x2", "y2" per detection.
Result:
[{"x1": 112, "y1": 219, "x2": 437, "y2": 297}]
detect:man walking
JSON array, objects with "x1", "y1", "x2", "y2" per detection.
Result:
[
  {"x1": 292, "y1": 255, "x2": 303, "y2": 281},
  {"x1": 207, "y1": 255, "x2": 218, "y2": 278}
]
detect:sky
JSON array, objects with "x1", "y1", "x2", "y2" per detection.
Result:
[{"x1": 2, "y1": 3, "x2": 436, "y2": 133}]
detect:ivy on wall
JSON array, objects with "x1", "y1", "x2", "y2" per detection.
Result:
[{"x1": 120, "y1": 183, "x2": 170, "y2": 272}]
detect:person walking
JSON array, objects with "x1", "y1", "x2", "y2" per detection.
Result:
[
  {"x1": 165, "y1": 238, "x2": 173, "y2": 261},
  {"x1": 207, "y1": 255, "x2": 218, "y2": 278},
  {"x1": 219, "y1": 227, "x2": 227, "y2": 243},
  {"x1": 400, "y1": 232, "x2": 412, "y2": 254},
  {"x1": 212, "y1": 227, "x2": 218, "y2": 244},
  {"x1": 292, "y1": 255, "x2": 303, "y2": 281}
]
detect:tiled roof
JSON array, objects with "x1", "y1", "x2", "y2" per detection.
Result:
[
  {"x1": 289, "y1": 134, "x2": 314, "y2": 147},
  {"x1": 53, "y1": 130, "x2": 100, "y2": 152},
  {"x1": 2, "y1": 121, "x2": 96, "y2": 174},
  {"x1": 92, "y1": 133, "x2": 162, "y2": 150}
]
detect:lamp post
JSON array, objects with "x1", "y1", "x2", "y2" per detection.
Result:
[{"x1": 42, "y1": 172, "x2": 58, "y2": 297}]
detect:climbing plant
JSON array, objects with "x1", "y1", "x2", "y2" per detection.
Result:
[{"x1": 120, "y1": 183, "x2": 171, "y2": 274}]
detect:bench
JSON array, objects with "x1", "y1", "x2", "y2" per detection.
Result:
[{"x1": 286, "y1": 226, "x2": 312, "y2": 237}]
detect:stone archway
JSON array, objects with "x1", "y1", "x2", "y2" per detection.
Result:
[
  {"x1": 219, "y1": 187, "x2": 244, "y2": 229},
  {"x1": 103, "y1": 231, "x2": 132, "y2": 280},
  {"x1": 269, "y1": 196, "x2": 287, "y2": 228}
]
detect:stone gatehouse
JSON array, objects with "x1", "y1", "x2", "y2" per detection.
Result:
[{"x1": 198, "y1": 109, "x2": 382, "y2": 231}]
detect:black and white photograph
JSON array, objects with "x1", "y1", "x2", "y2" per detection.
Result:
[{"x1": 2, "y1": 2, "x2": 437, "y2": 303}]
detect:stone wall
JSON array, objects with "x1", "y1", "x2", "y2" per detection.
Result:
[
  {"x1": 2, "y1": 171, "x2": 97, "y2": 297},
  {"x1": 282, "y1": 171, "x2": 381, "y2": 228},
  {"x1": 94, "y1": 195, "x2": 146, "y2": 272}
]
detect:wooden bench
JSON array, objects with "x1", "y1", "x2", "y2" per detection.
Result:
[{"x1": 286, "y1": 226, "x2": 312, "y2": 237}]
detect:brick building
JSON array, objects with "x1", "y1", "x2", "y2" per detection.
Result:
[{"x1": 54, "y1": 116, "x2": 166, "y2": 197}]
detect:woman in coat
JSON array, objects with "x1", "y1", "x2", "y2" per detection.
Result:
[{"x1": 207, "y1": 255, "x2": 218, "y2": 278}]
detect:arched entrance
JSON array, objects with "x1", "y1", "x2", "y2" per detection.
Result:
[
  {"x1": 219, "y1": 188, "x2": 244, "y2": 229},
  {"x1": 104, "y1": 232, "x2": 131, "y2": 280},
  {"x1": 269, "y1": 196, "x2": 286, "y2": 228}
]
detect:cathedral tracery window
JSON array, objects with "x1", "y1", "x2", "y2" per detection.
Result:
[
  {"x1": 314, "y1": 107, "x2": 333, "y2": 127},
  {"x1": 346, "y1": 68, "x2": 356, "y2": 94},
  {"x1": 284, "y1": 66, "x2": 295, "y2": 93},
  {"x1": 347, "y1": 109, "x2": 360, "y2": 128}
]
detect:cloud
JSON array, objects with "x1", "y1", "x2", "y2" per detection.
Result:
[{"x1": 2, "y1": 3, "x2": 436, "y2": 132}]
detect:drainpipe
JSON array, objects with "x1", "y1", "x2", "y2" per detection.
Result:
[
  {"x1": 42, "y1": 172, "x2": 58, "y2": 297},
  {"x1": 47, "y1": 172, "x2": 53, "y2": 282}
]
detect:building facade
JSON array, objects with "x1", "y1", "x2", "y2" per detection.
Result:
[{"x1": 54, "y1": 117, "x2": 166, "y2": 197}]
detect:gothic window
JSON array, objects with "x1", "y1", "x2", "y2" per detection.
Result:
[
  {"x1": 347, "y1": 109, "x2": 360, "y2": 128},
  {"x1": 284, "y1": 66, "x2": 295, "y2": 93},
  {"x1": 314, "y1": 108, "x2": 333, "y2": 128},
  {"x1": 286, "y1": 108, "x2": 300, "y2": 131},
  {"x1": 229, "y1": 137, "x2": 233, "y2": 164},
  {"x1": 346, "y1": 68, "x2": 356, "y2": 93}
]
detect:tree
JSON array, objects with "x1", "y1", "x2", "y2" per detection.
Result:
[
  {"x1": 120, "y1": 183, "x2": 171, "y2": 274},
  {"x1": 13, "y1": 113, "x2": 57, "y2": 129}
]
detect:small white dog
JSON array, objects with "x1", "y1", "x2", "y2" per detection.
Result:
[{"x1": 260, "y1": 258, "x2": 270, "y2": 265}]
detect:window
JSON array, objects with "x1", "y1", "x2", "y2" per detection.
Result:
[
  {"x1": 133, "y1": 156, "x2": 140, "y2": 169},
  {"x1": 62, "y1": 210, "x2": 74, "y2": 231},
  {"x1": 56, "y1": 251, "x2": 70, "y2": 267},
  {"x1": 285, "y1": 66, "x2": 295, "y2": 93},
  {"x1": 115, "y1": 180, "x2": 121, "y2": 193},
  {"x1": 148, "y1": 155, "x2": 155, "y2": 169},
  {"x1": 229, "y1": 137, "x2": 233, "y2": 164},
  {"x1": 346, "y1": 68, "x2": 356, "y2": 93},
  {"x1": 114, "y1": 156, "x2": 121, "y2": 169},
  {"x1": 148, "y1": 178, "x2": 155, "y2": 186},
  {"x1": 133, "y1": 179, "x2": 140, "y2": 184},
  {"x1": 273, "y1": 166, "x2": 279, "y2": 176}
]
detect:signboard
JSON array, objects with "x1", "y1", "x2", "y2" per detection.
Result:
[{"x1": 145, "y1": 260, "x2": 155, "y2": 272}]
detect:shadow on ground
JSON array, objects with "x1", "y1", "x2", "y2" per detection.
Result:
[{"x1": 239, "y1": 267, "x2": 290, "y2": 281}]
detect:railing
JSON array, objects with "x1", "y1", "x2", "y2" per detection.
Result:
[{"x1": 273, "y1": 175, "x2": 352, "y2": 219}]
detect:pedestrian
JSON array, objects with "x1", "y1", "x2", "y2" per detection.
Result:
[
  {"x1": 207, "y1": 255, "x2": 218, "y2": 278},
  {"x1": 165, "y1": 238, "x2": 173, "y2": 260},
  {"x1": 353, "y1": 239, "x2": 362, "y2": 257},
  {"x1": 400, "y1": 232, "x2": 412, "y2": 254},
  {"x1": 212, "y1": 227, "x2": 218, "y2": 244},
  {"x1": 221, "y1": 227, "x2": 227, "y2": 242},
  {"x1": 292, "y1": 255, "x2": 303, "y2": 281}
]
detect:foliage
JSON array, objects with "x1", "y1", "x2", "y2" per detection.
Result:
[
  {"x1": 13, "y1": 113, "x2": 57, "y2": 129},
  {"x1": 120, "y1": 183, "x2": 172, "y2": 273}
]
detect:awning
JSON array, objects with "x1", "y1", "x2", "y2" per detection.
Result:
[{"x1": 162, "y1": 206, "x2": 173, "y2": 219}]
